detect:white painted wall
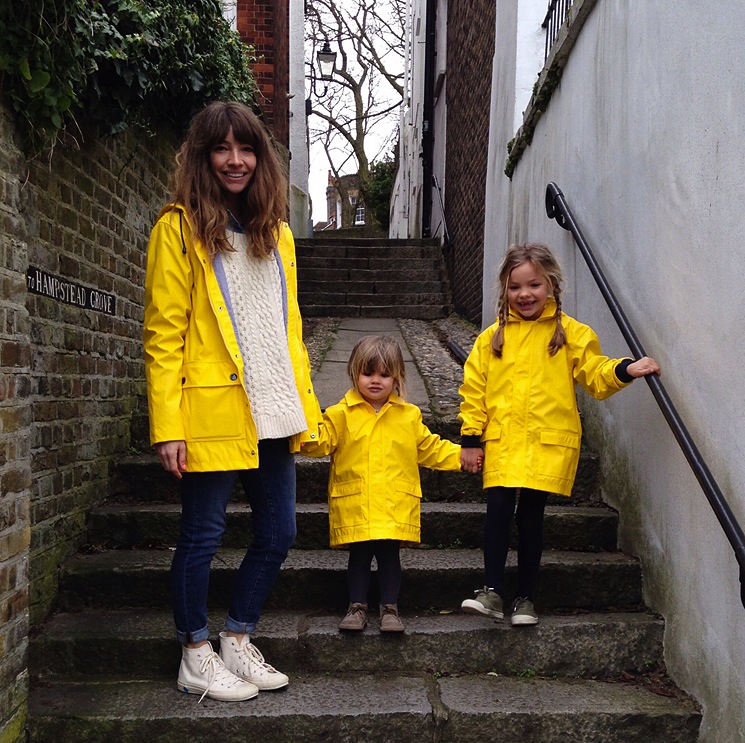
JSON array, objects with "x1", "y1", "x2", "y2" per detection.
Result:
[
  {"x1": 390, "y1": 0, "x2": 428, "y2": 238},
  {"x1": 288, "y1": 0, "x2": 311, "y2": 237},
  {"x1": 485, "y1": 2, "x2": 745, "y2": 740},
  {"x1": 430, "y1": 0, "x2": 448, "y2": 242}
]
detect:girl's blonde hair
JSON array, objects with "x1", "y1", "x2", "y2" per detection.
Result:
[
  {"x1": 491, "y1": 242, "x2": 567, "y2": 357},
  {"x1": 171, "y1": 101, "x2": 288, "y2": 259},
  {"x1": 347, "y1": 336, "x2": 407, "y2": 399}
]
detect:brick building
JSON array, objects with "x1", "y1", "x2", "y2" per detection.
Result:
[{"x1": 389, "y1": 0, "x2": 495, "y2": 325}]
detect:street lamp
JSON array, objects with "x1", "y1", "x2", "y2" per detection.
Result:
[
  {"x1": 306, "y1": 40, "x2": 337, "y2": 115},
  {"x1": 316, "y1": 41, "x2": 337, "y2": 82}
]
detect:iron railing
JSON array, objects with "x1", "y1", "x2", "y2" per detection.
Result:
[
  {"x1": 432, "y1": 174, "x2": 451, "y2": 246},
  {"x1": 545, "y1": 182, "x2": 745, "y2": 609},
  {"x1": 542, "y1": 0, "x2": 574, "y2": 61}
]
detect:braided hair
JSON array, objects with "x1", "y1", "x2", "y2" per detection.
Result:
[{"x1": 491, "y1": 243, "x2": 567, "y2": 358}]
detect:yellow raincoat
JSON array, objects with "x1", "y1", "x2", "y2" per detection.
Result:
[
  {"x1": 143, "y1": 204, "x2": 321, "y2": 471},
  {"x1": 303, "y1": 390, "x2": 461, "y2": 546},
  {"x1": 459, "y1": 300, "x2": 632, "y2": 496}
]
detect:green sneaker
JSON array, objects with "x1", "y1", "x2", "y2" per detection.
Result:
[
  {"x1": 461, "y1": 587, "x2": 504, "y2": 619},
  {"x1": 510, "y1": 597, "x2": 538, "y2": 626}
]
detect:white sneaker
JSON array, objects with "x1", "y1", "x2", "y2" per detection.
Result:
[
  {"x1": 177, "y1": 642, "x2": 259, "y2": 703},
  {"x1": 219, "y1": 631, "x2": 290, "y2": 690}
]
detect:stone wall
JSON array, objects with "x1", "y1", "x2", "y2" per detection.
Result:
[
  {"x1": 0, "y1": 100, "x2": 176, "y2": 743},
  {"x1": 444, "y1": 0, "x2": 496, "y2": 326},
  {"x1": 0, "y1": 104, "x2": 32, "y2": 743}
]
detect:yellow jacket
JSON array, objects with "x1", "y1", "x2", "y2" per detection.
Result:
[
  {"x1": 459, "y1": 300, "x2": 632, "y2": 496},
  {"x1": 143, "y1": 204, "x2": 321, "y2": 471},
  {"x1": 303, "y1": 390, "x2": 462, "y2": 546}
]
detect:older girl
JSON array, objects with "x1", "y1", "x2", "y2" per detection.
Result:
[
  {"x1": 144, "y1": 101, "x2": 320, "y2": 702},
  {"x1": 459, "y1": 243, "x2": 659, "y2": 626}
]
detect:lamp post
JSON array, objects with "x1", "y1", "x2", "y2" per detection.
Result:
[
  {"x1": 307, "y1": 40, "x2": 337, "y2": 114},
  {"x1": 316, "y1": 41, "x2": 337, "y2": 83}
]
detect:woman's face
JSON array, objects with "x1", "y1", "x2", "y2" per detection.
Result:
[{"x1": 209, "y1": 127, "x2": 257, "y2": 209}]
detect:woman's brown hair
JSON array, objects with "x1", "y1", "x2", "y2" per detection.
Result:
[
  {"x1": 347, "y1": 336, "x2": 407, "y2": 399},
  {"x1": 491, "y1": 243, "x2": 567, "y2": 357},
  {"x1": 171, "y1": 101, "x2": 288, "y2": 258}
]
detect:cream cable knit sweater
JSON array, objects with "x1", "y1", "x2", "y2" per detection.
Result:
[{"x1": 221, "y1": 234, "x2": 306, "y2": 440}]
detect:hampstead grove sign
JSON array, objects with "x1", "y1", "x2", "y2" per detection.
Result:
[{"x1": 26, "y1": 266, "x2": 117, "y2": 316}]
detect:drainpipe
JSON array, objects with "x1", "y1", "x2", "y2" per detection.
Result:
[{"x1": 421, "y1": 0, "x2": 437, "y2": 238}]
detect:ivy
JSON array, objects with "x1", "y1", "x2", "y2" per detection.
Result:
[{"x1": 0, "y1": 0, "x2": 258, "y2": 152}]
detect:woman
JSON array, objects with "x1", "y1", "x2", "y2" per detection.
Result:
[{"x1": 144, "y1": 101, "x2": 321, "y2": 702}]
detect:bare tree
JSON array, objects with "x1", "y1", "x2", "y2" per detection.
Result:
[{"x1": 306, "y1": 0, "x2": 404, "y2": 227}]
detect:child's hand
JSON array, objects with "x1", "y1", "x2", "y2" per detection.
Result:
[
  {"x1": 627, "y1": 356, "x2": 661, "y2": 378},
  {"x1": 461, "y1": 447, "x2": 484, "y2": 473}
]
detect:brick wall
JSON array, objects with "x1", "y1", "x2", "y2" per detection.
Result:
[
  {"x1": 0, "y1": 100, "x2": 176, "y2": 742},
  {"x1": 237, "y1": 0, "x2": 290, "y2": 146},
  {"x1": 0, "y1": 105, "x2": 32, "y2": 743},
  {"x1": 444, "y1": 0, "x2": 496, "y2": 325}
]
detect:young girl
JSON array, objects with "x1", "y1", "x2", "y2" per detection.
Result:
[
  {"x1": 459, "y1": 243, "x2": 660, "y2": 627},
  {"x1": 303, "y1": 336, "x2": 478, "y2": 633},
  {"x1": 144, "y1": 102, "x2": 321, "y2": 702}
]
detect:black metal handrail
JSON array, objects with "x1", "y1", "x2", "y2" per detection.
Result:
[
  {"x1": 432, "y1": 174, "x2": 452, "y2": 246},
  {"x1": 546, "y1": 182, "x2": 745, "y2": 609}
]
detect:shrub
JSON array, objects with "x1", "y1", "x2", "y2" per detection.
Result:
[{"x1": 0, "y1": 0, "x2": 257, "y2": 152}]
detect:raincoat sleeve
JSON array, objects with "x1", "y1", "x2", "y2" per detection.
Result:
[
  {"x1": 568, "y1": 321, "x2": 632, "y2": 400},
  {"x1": 415, "y1": 409, "x2": 462, "y2": 471},
  {"x1": 301, "y1": 404, "x2": 343, "y2": 457},
  {"x1": 278, "y1": 223, "x2": 323, "y2": 449},
  {"x1": 458, "y1": 329, "x2": 492, "y2": 439},
  {"x1": 143, "y1": 214, "x2": 192, "y2": 444}
]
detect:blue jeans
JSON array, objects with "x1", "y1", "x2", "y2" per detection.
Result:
[{"x1": 170, "y1": 438, "x2": 297, "y2": 644}]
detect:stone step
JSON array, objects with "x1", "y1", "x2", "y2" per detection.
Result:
[
  {"x1": 107, "y1": 453, "x2": 601, "y2": 505},
  {"x1": 86, "y1": 503, "x2": 619, "y2": 553},
  {"x1": 298, "y1": 291, "x2": 450, "y2": 307},
  {"x1": 298, "y1": 255, "x2": 445, "y2": 271},
  {"x1": 30, "y1": 607, "x2": 665, "y2": 680},
  {"x1": 299, "y1": 303, "x2": 451, "y2": 319},
  {"x1": 301, "y1": 267, "x2": 445, "y2": 282},
  {"x1": 296, "y1": 242, "x2": 443, "y2": 260},
  {"x1": 299, "y1": 280, "x2": 447, "y2": 294},
  {"x1": 57, "y1": 548, "x2": 642, "y2": 613},
  {"x1": 27, "y1": 675, "x2": 701, "y2": 743}
]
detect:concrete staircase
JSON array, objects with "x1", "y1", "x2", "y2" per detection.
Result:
[
  {"x1": 296, "y1": 238, "x2": 452, "y2": 319},
  {"x1": 27, "y1": 451, "x2": 701, "y2": 741}
]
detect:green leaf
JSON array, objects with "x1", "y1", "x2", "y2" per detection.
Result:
[
  {"x1": 18, "y1": 57, "x2": 31, "y2": 79},
  {"x1": 28, "y1": 70, "x2": 51, "y2": 93}
]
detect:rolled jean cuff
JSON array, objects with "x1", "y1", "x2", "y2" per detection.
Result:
[
  {"x1": 225, "y1": 614, "x2": 256, "y2": 636},
  {"x1": 176, "y1": 622, "x2": 210, "y2": 645}
]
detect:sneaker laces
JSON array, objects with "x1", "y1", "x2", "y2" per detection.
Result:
[
  {"x1": 240, "y1": 640, "x2": 280, "y2": 676},
  {"x1": 197, "y1": 649, "x2": 243, "y2": 704}
]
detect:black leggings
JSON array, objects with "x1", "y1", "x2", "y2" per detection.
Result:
[
  {"x1": 347, "y1": 539, "x2": 402, "y2": 605},
  {"x1": 483, "y1": 487, "x2": 548, "y2": 600}
]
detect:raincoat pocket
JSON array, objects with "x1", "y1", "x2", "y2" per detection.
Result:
[
  {"x1": 181, "y1": 361, "x2": 245, "y2": 441},
  {"x1": 392, "y1": 478, "x2": 422, "y2": 528},
  {"x1": 481, "y1": 422, "x2": 502, "y2": 476},
  {"x1": 329, "y1": 478, "x2": 366, "y2": 528},
  {"x1": 537, "y1": 428, "x2": 580, "y2": 481}
]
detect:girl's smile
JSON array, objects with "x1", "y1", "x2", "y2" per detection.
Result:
[
  {"x1": 507, "y1": 261, "x2": 550, "y2": 320},
  {"x1": 358, "y1": 368, "x2": 394, "y2": 410},
  {"x1": 210, "y1": 127, "x2": 257, "y2": 208}
]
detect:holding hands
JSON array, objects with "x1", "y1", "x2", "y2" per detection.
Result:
[{"x1": 461, "y1": 447, "x2": 484, "y2": 474}]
